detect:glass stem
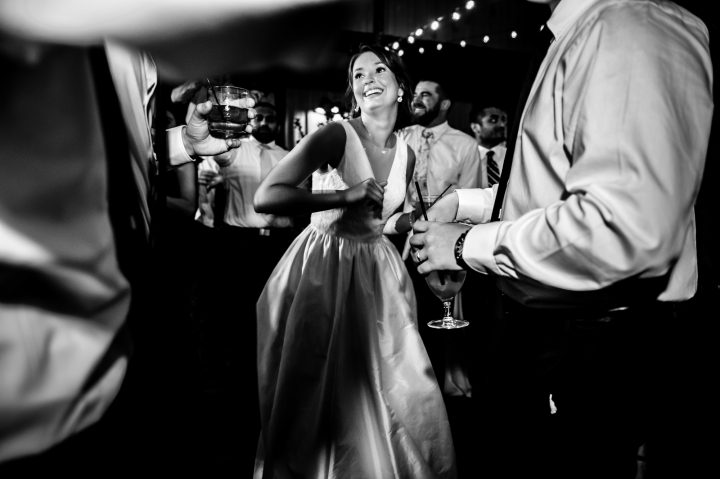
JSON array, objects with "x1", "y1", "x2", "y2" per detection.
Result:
[{"x1": 442, "y1": 298, "x2": 454, "y2": 326}]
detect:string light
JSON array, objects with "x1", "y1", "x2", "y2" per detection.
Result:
[{"x1": 388, "y1": 1, "x2": 538, "y2": 57}]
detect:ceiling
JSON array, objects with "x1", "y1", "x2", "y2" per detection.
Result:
[
  {"x1": 349, "y1": 0, "x2": 551, "y2": 52},
  {"x1": 198, "y1": 0, "x2": 715, "y2": 119}
]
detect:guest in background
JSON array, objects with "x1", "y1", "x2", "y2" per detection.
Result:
[
  {"x1": 400, "y1": 79, "x2": 481, "y2": 213},
  {"x1": 470, "y1": 105, "x2": 508, "y2": 188},
  {"x1": 204, "y1": 100, "x2": 297, "y2": 475}
]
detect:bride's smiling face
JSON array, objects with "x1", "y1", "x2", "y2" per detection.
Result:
[{"x1": 351, "y1": 51, "x2": 401, "y2": 113}]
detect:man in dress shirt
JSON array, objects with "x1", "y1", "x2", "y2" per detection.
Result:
[
  {"x1": 469, "y1": 106, "x2": 508, "y2": 187},
  {"x1": 410, "y1": 0, "x2": 713, "y2": 477},
  {"x1": 204, "y1": 101, "x2": 297, "y2": 472},
  {"x1": 399, "y1": 79, "x2": 481, "y2": 212},
  {"x1": 213, "y1": 100, "x2": 295, "y2": 269}
]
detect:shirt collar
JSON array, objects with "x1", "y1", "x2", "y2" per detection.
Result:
[
  {"x1": 546, "y1": 0, "x2": 599, "y2": 40},
  {"x1": 248, "y1": 137, "x2": 277, "y2": 149},
  {"x1": 421, "y1": 120, "x2": 450, "y2": 137},
  {"x1": 478, "y1": 141, "x2": 506, "y2": 156}
]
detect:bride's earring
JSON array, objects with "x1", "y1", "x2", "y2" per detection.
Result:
[
  {"x1": 354, "y1": 105, "x2": 360, "y2": 113},
  {"x1": 397, "y1": 88, "x2": 404, "y2": 103}
]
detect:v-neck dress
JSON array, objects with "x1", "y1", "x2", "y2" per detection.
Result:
[{"x1": 255, "y1": 121, "x2": 456, "y2": 479}]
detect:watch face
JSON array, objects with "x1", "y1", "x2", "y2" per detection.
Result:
[{"x1": 454, "y1": 230, "x2": 469, "y2": 268}]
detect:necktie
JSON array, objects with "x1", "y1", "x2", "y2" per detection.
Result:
[
  {"x1": 412, "y1": 129, "x2": 434, "y2": 204},
  {"x1": 490, "y1": 23, "x2": 554, "y2": 221},
  {"x1": 486, "y1": 150, "x2": 500, "y2": 186},
  {"x1": 258, "y1": 142, "x2": 274, "y2": 181}
]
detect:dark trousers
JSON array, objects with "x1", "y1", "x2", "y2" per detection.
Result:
[
  {"x1": 469, "y1": 291, "x2": 682, "y2": 479},
  {"x1": 207, "y1": 224, "x2": 296, "y2": 476}
]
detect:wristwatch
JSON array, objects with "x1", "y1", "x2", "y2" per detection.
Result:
[{"x1": 454, "y1": 229, "x2": 470, "y2": 270}]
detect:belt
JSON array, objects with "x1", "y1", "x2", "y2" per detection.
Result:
[
  {"x1": 220, "y1": 224, "x2": 293, "y2": 237},
  {"x1": 498, "y1": 289, "x2": 674, "y2": 327}
]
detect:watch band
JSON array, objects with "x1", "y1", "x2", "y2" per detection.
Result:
[{"x1": 454, "y1": 229, "x2": 470, "y2": 270}]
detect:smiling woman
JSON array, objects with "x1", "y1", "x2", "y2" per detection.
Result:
[{"x1": 252, "y1": 44, "x2": 457, "y2": 479}]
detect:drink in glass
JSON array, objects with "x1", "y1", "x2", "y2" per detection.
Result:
[
  {"x1": 207, "y1": 85, "x2": 251, "y2": 139},
  {"x1": 425, "y1": 269, "x2": 468, "y2": 329}
]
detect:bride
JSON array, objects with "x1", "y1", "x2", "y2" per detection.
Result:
[{"x1": 253, "y1": 44, "x2": 456, "y2": 479}]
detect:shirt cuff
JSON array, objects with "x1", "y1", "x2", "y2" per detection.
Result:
[
  {"x1": 167, "y1": 126, "x2": 194, "y2": 166},
  {"x1": 455, "y1": 187, "x2": 495, "y2": 224},
  {"x1": 462, "y1": 222, "x2": 503, "y2": 275}
]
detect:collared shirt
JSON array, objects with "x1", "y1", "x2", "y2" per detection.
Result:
[
  {"x1": 221, "y1": 138, "x2": 293, "y2": 228},
  {"x1": 478, "y1": 142, "x2": 507, "y2": 188},
  {"x1": 400, "y1": 121, "x2": 480, "y2": 204},
  {"x1": 455, "y1": 0, "x2": 713, "y2": 301}
]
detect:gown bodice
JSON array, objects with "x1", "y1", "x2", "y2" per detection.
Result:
[{"x1": 310, "y1": 121, "x2": 408, "y2": 241}]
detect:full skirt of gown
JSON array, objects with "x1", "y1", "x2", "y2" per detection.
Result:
[{"x1": 255, "y1": 224, "x2": 456, "y2": 479}]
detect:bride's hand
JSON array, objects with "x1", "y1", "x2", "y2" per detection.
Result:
[{"x1": 343, "y1": 179, "x2": 387, "y2": 218}]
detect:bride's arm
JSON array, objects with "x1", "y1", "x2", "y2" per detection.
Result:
[
  {"x1": 384, "y1": 146, "x2": 417, "y2": 234},
  {"x1": 254, "y1": 122, "x2": 385, "y2": 218}
]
